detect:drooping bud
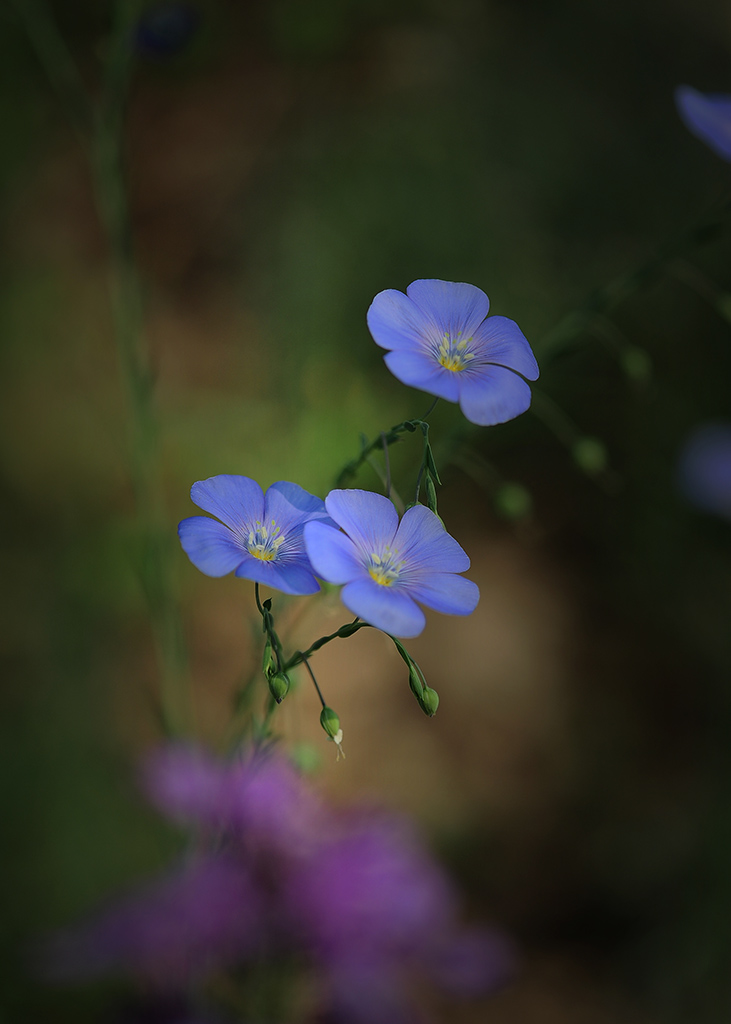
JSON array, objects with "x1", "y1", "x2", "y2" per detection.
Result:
[
  {"x1": 262, "y1": 639, "x2": 276, "y2": 680},
  {"x1": 320, "y1": 705, "x2": 345, "y2": 760},
  {"x1": 319, "y1": 705, "x2": 340, "y2": 738},
  {"x1": 408, "y1": 664, "x2": 425, "y2": 701},
  {"x1": 268, "y1": 671, "x2": 290, "y2": 704},
  {"x1": 420, "y1": 686, "x2": 439, "y2": 717}
]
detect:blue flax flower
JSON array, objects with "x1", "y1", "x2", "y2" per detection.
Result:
[
  {"x1": 367, "y1": 279, "x2": 539, "y2": 426},
  {"x1": 304, "y1": 489, "x2": 479, "y2": 637},
  {"x1": 677, "y1": 422, "x2": 731, "y2": 520},
  {"x1": 178, "y1": 475, "x2": 332, "y2": 596},
  {"x1": 675, "y1": 86, "x2": 731, "y2": 163}
]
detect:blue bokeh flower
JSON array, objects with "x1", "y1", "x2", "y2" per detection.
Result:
[
  {"x1": 367, "y1": 279, "x2": 539, "y2": 426},
  {"x1": 677, "y1": 421, "x2": 731, "y2": 520},
  {"x1": 178, "y1": 475, "x2": 333, "y2": 595},
  {"x1": 675, "y1": 86, "x2": 731, "y2": 163},
  {"x1": 304, "y1": 489, "x2": 479, "y2": 637}
]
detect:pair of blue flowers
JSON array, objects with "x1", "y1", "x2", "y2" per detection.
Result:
[{"x1": 179, "y1": 279, "x2": 540, "y2": 638}]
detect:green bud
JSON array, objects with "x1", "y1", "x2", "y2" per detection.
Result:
[
  {"x1": 572, "y1": 437, "x2": 608, "y2": 476},
  {"x1": 425, "y1": 474, "x2": 439, "y2": 514},
  {"x1": 268, "y1": 672, "x2": 290, "y2": 704},
  {"x1": 420, "y1": 686, "x2": 439, "y2": 717},
  {"x1": 319, "y1": 705, "x2": 341, "y2": 738},
  {"x1": 262, "y1": 640, "x2": 276, "y2": 680},
  {"x1": 408, "y1": 665, "x2": 425, "y2": 701},
  {"x1": 494, "y1": 482, "x2": 532, "y2": 520},
  {"x1": 425, "y1": 443, "x2": 442, "y2": 485}
]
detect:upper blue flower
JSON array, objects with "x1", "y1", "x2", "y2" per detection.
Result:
[
  {"x1": 304, "y1": 489, "x2": 479, "y2": 638},
  {"x1": 178, "y1": 475, "x2": 333, "y2": 596},
  {"x1": 675, "y1": 86, "x2": 731, "y2": 163},
  {"x1": 366, "y1": 279, "x2": 539, "y2": 426}
]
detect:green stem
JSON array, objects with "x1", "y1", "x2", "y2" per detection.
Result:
[{"x1": 283, "y1": 619, "x2": 366, "y2": 671}]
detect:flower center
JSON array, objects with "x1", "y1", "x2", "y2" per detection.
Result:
[
  {"x1": 367, "y1": 548, "x2": 404, "y2": 587},
  {"x1": 436, "y1": 331, "x2": 476, "y2": 373},
  {"x1": 247, "y1": 520, "x2": 285, "y2": 562}
]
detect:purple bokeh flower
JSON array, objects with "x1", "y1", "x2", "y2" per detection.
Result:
[
  {"x1": 675, "y1": 86, "x2": 731, "y2": 163},
  {"x1": 142, "y1": 744, "x2": 328, "y2": 855},
  {"x1": 367, "y1": 279, "x2": 539, "y2": 426},
  {"x1": 677, "y1": 421, "x2": 731, "y2": 519},
  {"x1": 47, "y1": 854, "x2": 262, "y2": 989},
  {"x1": 47, "y1": 745, "x2": 513, "y2": 1022},
  {"x1": 304, "y1": 489, "x2": 479, "y2": 637},
  {"x1": 178, "y1": 475, "x2": 333, "y2": 595}
]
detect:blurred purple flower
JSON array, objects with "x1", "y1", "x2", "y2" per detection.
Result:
[
  {"x1": 142, "y1": 744, "x2": 327, "y2": 855},
  {"x1": 48, "y1": 745, "x2": 513, "y2": 1021},
  {"x1": 677, "y1": 421, "x2": 731, "y2": 519},
  {"x1": 675, "y1": 86, "x2": 731, "y2": 162},
  {"x1": 47, "y1": 854, "x2": 262, "y2": 989},
  {"x1": 304, "y1": 488, "x2": 479, "y2": 637},
  {"x1": 367, "y1": 279, "x2": 539, "y2": 426},
  {"x1": 178, "y1": 475, "x2": 333, "y2": 595},
  {"x1": 286, "y1": 812, "x2": 514, "y2": 1023}
]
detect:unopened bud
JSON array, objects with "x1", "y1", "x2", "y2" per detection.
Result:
[
  {"x1": 268, "y1": 672, "x2": 290, "y2": 704},
  {"x1": 319, "y1": 705, "x2": 340, "y2": 738},
  {"x1": 408, "y1": 665, "x2": 425, "y2": 701},
  {"x1": 262, "y1": 640, "x2": 276, "y2": 680},
  {"x1": 420, "y1": 686, "x2": 439, "y2": 717},
  {"x1": 320, "y1": 706, "x2": 345, "y2": 760}
]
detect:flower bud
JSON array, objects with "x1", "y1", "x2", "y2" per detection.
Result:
[
  {"x1": 319, "y1": 706, "x2": 341, "y2": 738},
  {"x1": 420, "y1": 686, "x2": 439, "y2": 717},
  {"x1": 262, "y1": 640, "x2": 276, "y2": 680},
  {"x1": 268, "y1": 672, "x2": 290, "y2": 704}
]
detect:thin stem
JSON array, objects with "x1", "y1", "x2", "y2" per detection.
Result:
[
  {"x1": 9, "y1": 0, "x2": 93, "y2": 148},
  {"x1": 420, "y1": 397, "x2": 439, "y2": 420},
  {"x1": 302, "y1": 658, "x2": 327, "y2": 708},
  {"x1": 381, "y1": 431, "x2": 392, "y2": 500},
  {"x1": 283, "y1": 619, "x2": 366, "y2": 670}
]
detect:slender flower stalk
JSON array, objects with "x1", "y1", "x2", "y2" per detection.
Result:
[{"x1": 15, "y1": 0, "x2": 190, "y2": 735}]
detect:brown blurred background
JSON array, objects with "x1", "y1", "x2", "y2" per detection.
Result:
[{"x1": 2, "y1": 0, "x2": 731, "y2": 1021}]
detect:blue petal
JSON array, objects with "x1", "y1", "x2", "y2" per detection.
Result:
[
  {"x1": 394, "y1": 504, "x2": 470, "y2": 575},
  {"x1": 406, "y1": 280, "x2": 490, "y2": 340},
  {"x1": 341, "y1": 578, "x2": 426, "y2": 638},
  {"x1": 304, "y1": 521, "x2": 361, "y2": 584},
  {"x1": 367, "y1": 288, "x2": 436, "y2": 352},
  {"x1": 264, "y1": 481, "x2": 331, "y2": 531},
  {"x1": 324, "y1": 490, "x2": 399, "y2": 554},
  {"x1": 472, "y1": 316, "x2": 539, "y2": 381},
  {"x1": 178, "y1": 517, "x2": 245, "y2": 576},
  {"x1": 190, "y1": 475, "x2": 264, "y2": 531},
  {"x1": 676, "y1": 85, "x2": 731, "y2": 162},
  {"x1": 383, "y1": 350, "x2": 461, "y2": 402},
  {"x1": 407, "y1": 573, "x2": 480, "y2": 616},
  {"x1": 234, "y1": 555, "x2": 320, "y2": 596},
  {"x1": 457, "y1": 365, "x2": 532, "y2": 426}
]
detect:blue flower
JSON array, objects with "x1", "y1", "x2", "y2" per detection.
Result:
[
  {"x1": 675, "y1": 86, "x2": 731, "y2": 163},
  {"x1": 366, "y1": 279, "x2": 539, "y2": 426},
  {"x1": 304, "y1": 489, "x2": 479, "y2": 638},
  {"x1": 677, "y1": 422, "x2": 731, "y2": 520},
  {"x1": 178, "y1": 475, "x2": 333, "y2": 596}
]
